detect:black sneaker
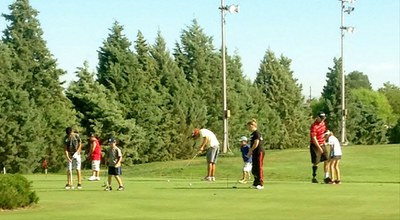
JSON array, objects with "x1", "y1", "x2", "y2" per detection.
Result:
[
  {"x1": 104, "y1": 186, "x2": 112, "y2": 191},
  {"x1": 65, "y1": 184, "x2": 72, "y2": 190},
  {"x1": 335, "y1": 180, "x2": 342, "y2": 185},
  {"x1": 117, "y1": 186, "x2": 125, "y2": 191},
  {"x1": 77, "y1": 183, "x2": 82, "y2": 189},
  {"x1": 324, "y1": 177, "x2": 332, "y2": 184},
  {"x1": 311, "y1": 178, "x2": 318, "y2": 183}
]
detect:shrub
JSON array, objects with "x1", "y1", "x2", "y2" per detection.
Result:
[{"x1": 0, "y1": 174, "x2": 39, "y2": 210}]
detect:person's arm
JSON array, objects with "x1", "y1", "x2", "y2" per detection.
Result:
[
  {"x1": 198, "y1": 136, "x2": 208, "y2": 153},
  {"x1": 247, "y1": 139, "x2": 259, "y2": 158},
  {"x1": 311, "y1": 125, "x2": 324, "y2": 153},
  {"x1": 115, "y1": 149, "x2": 122, "y2": 167},
  {"x1": 89, "y1": 140, "x2": 95, "y2": 157},
  {"x1": 312, "y1": 136, "x2": 324, "y2": 154},
  {"x1": 76, "y1": 136, "x2": 82, "y2": 155},
  {"x1": 64, "y1": 145, "x2": 72, "y2": 162}
]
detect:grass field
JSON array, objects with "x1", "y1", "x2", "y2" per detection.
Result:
[{"x1": 1, "y1": 145, "x2": 399, "y2": 220}]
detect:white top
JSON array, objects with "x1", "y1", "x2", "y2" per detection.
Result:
[
  {"x1": 196, "y1": 129, "x2": 220, "y2": 149},
  {"x1": 327, "y1": 135, "x2": 342, "y2": 156}
]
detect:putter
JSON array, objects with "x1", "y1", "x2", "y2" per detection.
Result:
[
  {"x1": 102, "y1": 166, "x2": 108, "y2": 187},
  {"x1": 181, "y1": 153, "x2": 198, "y2": 170}
]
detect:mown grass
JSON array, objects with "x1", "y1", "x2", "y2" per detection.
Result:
[{"x1": 1, "y1": 144, "x2": 399, "y2": 220}]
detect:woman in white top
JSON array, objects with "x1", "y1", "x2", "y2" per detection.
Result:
[{"x1": 324, "y1": 130, "x2": 342, "y2": 184}]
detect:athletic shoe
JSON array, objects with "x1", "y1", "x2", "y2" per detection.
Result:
[
  {"x1": 324, "y1": 177, "x2": 332, "y2": 184},
  {"x1": 256, "y1": 185, "x2": 264, "y2": 190},
  {"x1": 211, "y1": 177, "x2": 216, "y2": 182},
  {"x1": 88, "y1": 176, "x2": 96, "y2": 181},
  {"x1": 117, "y1": 186, "x2": 125, "y2": 191},
  {"x1": 104, "y1": 186, "x2": 112, "y2": 191},
  {"x1": 77, "y1": 184, "x2": 82, "y2": 189},
  {"x1": 95, "y1": 177, "x2": 100, "y2": 181},
  {"x1": 335, "y1": 180, "x2": 342, "y2": 185},
  {"x1": 202, "y1": 176, "x2": 212, "y2": 181},
  {"x1": 238, "y1": 179, "x2": 247, "y2": 184},
  {"x1": 65, "y1": 184, "x2": 72, "y2": 190},
  {"x1": 311, "y1": 178, "x2": 318, "y2": 183}
]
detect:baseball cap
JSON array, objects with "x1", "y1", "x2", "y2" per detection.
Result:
[
  {"x1": 191, "y1": 128, "x2": 200, "y2": 137},
  {"x1": 108, "y1": 137, "x2": 116, "y2": 143},
  {"x1": 239, "y1": 136, "x2": 248, "y2": 142},
  {"x1": 318, "y1": 111, "x2": 326, "y2": 119}
]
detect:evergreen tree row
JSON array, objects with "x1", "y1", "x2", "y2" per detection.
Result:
[{"x1": 1, "y1": 0, "x2": 398, "y2": 173}]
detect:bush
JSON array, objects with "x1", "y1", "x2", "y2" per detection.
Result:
[{"x1": 0, "y1": 174, "x2": 39, "y2": 210}]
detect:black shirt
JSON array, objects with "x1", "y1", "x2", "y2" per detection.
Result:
[{"x1": 250, "y1": 130, "x2": 264, "y2": 154}]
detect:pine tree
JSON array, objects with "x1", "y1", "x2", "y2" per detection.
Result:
[
  {"x1": 1, "y1": 0, "x2": 77, "y2": 172},
  {"x1": 150, "y1": 32, "x2": 203, "y2": 159},
  {"x1": 173, "y1": 19, "x2": 222, "y2": 136},
  {"x1": 254, "y1": 49, "x2": 308, "y2": 148},
  {"x1": 321, "y1": 57, "x2": 343, "y2": 134},
  {"x1": 67, "y1": 62, "x2": 146, "y2": 164}
]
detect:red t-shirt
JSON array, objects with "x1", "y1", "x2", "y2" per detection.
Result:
[
  {"x1": 90, "y1": 138, "x2": 102, "y2": 161},
  {"x1": 310, "y1": 120, "x2": 326, "y2": 145}
]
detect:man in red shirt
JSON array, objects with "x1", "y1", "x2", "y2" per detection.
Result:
[{"x1": 309, "y1": 111, "x2": 330, "y2": 183}]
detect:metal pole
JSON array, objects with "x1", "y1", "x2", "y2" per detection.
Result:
[
  {"x1": 220, "y1": 0, "x2": 228, "y2": 153},
  {"x1": 340, "y1": 1, "x2": 346, "y2": 144}
]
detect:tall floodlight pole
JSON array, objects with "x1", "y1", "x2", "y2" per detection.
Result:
[
  {"x1": 340, "y1": 0, "x2": 355, "y2": 144},
  {"x1": 219, "y1": 0, "x2": 239, "y2": 153}
]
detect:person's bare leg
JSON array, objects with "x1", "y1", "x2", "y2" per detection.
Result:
[
  {"x1": 77, "y1": 169, "x2": 82, "y2": 185},
  {"x1": 210, "y1": 163, "x2": 216, "y2": 177},
  {"x1": 335, "y1": 160, "x2": 341, "y2": 181},
  {"x1": 115, "y1": 175, "x2": 123, "y2": 187}
]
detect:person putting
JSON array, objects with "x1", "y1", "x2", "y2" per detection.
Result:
[{"x1": 191, "y1": 128, "x2": 220, "y2": 182}]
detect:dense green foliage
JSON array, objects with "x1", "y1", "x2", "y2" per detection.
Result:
[
  {"x1": 0, "y1": 174, "x2": 39, "y2": 209},
  {"x1": 0, "y1": 0, "x2": 398, "y2": 173}
]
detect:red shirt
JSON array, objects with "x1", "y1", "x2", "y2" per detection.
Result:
[
  {"x1": 90, "y1": 138, "x2": 102, "y2": 161},
  {"x1": 310, "y1": 120, "x2": 326, "y2": 145}
]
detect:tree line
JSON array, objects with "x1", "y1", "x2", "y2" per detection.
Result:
[{"x1": 1, "y1": 0, "x2": 399, "y2": 173}]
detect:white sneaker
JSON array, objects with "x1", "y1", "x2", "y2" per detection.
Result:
[
  {"x1": 202, "y1": 176, "x2": 212, "y2": 181},
  {"x1": 95, "y1": 176, "x2": 100, "y2": 181},
  {"x1": 211, "y1": 177, "x2": 216, "y2": 181},
  {"x1": 88, "y1": 176, "x2": 96, "y2": 181},
  {"x1": 256, "y1": 185, "x2": 264, "y2": 190}
]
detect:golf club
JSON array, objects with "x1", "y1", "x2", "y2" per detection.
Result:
[
  {"x1": 181, "y1": 152, "x2": 199, "y2": 170},
  {"x1": 102, "y1": 165, "x2": 108, "y2": 187}
]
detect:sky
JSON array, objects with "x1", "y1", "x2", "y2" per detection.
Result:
[{"x1": 0, "y1": 0, "x2": 399, "y2": 98}]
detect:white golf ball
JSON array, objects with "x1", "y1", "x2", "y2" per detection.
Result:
[
  {"x1": 189, "y1": 183, "x2": 192, "y2": 186},
  {"x1": 167, "y1": 179, "x2": 170, "y2": 182}
]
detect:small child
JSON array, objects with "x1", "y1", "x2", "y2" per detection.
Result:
[
  {"x1": 324, "y1": 131, "x2": 342, "y2": 184},
  {"x1": 88, "y1": 134, "x2": 102, "y2": 181},
  {"x1": 238, "y1": 136, "x2": 252, "y2": 184},
  {"x1": 104, "y1": 137, "x2": 124, "y2": 191}
]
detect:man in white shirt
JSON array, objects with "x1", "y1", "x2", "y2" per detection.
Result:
[{"x1": 192, "y1": 128, "x2": 220, "y2": 181}]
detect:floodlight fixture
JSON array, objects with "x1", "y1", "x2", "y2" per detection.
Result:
[
  {"x1": 345, "y1": 6, "x2": 355, "y2": 14},
  {"x1": 227, "y1": 5, "x2": 240, "y2": 13}
]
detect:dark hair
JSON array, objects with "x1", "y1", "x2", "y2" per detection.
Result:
[{"x1": 65, "y1": 127, "x2": 73, "y2": 135}]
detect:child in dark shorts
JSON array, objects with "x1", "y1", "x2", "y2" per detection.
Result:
[{"x1": 104, "y1": 137, "x2": 124, "y2": 191}]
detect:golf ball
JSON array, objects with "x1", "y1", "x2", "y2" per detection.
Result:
[
  {"x1": 167, "y1": 179, "x2": 170, "y2": 182},
  {"x1": 189, "y1": 183, "x2": 192, "y2": 186}
]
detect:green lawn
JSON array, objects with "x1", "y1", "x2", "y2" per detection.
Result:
[{"x1": 1, "y1": 144, "x2": 399, "y2": 220}]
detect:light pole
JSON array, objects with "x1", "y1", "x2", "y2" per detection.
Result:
[
  {"x1": 340, "y1": 0, "x2": 355, "y2": 144},
  {"x1": 219, "y1": 0, "x2": 239, "y2": 153}
]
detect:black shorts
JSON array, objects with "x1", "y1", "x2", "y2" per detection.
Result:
[
  {"x1": 108, "y1": 166, "x2": 122, "y2": 176},
  {"x1": 310, "y1": 143, "x2": 328, "y2": 164}
]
